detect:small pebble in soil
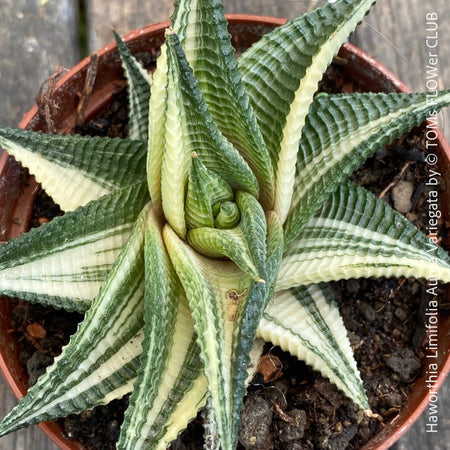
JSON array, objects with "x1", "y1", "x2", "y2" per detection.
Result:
[
  {"x1": 394, "y1": 307, "x2": 409, "y2": 321},
  {"x1": 275, "y1": 409, "x2": 307, "y2": 443},
  {"x1": 358, "y1": 302, "x2": 376, "y2": 322},
  {"x1": 386, "y1": 348, "x2": 421, "y2": 381},
  {"x1": 26, "y1": 351, "x2": 53, "y2": 386},
  {"x1": 26, "y1": 322, "x2": 47, "y2": 339},
  {"x1": 239, "y1": 393, "x2": 273, "y2": 449},
  {"x1": 391, "y1": 180, "x2": 414, "y2": 214}
]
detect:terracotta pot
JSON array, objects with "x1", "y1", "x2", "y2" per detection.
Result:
[{"x1": 0, "y1": 15, "x2": 448, "y2": 450}]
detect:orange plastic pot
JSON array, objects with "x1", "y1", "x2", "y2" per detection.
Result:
[{"x1": 0, "y1": 16, "x2": 448, "y2": 450}]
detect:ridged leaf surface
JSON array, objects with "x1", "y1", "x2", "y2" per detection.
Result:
[
  {"x1": 171, "y1": 0, "x2": 275, "y2": 208},
  {"x1": 1, "y1": 0, "x2": 450, "y2": 448},
  {"x1": 0, "y1": 127, "x2": 146, "y2": 211},
  {"x1": 259, "y1": 284, "x2": 368, "y2": 409},
  {"x1": 278, "y1": 182, "x2": 450, "y2": 290},
  {"x1": 160, "y1": 32, "x2": 258, "y2": 237},
  {"x1": 119, "y1": 207, "x2": 203, "y2": 449},
  {"x1": 284, "y1": 90, "x2": 450, "y2": 247},
  {"x1": 229, "y1": 211, "x2": 283, "y2": 442},
  {"x1": 164, "y1": 225, "x2": 249, "y2": 450},
  {"x1": 239, "y1": 0, "x2": 376, "y2": 222},
  {"x1": 185, "y1": 154, "x2": 234, "y2": 229},
  {"x1": 147, "y1": 43, "x2": 169, "y2": 215},
  {"x1": 0, "y1": 183, "x2": 148, "y2": 312},
  {"x1": 114, "y1": 31, "x2": 152, "y2": 140},
  {"x1": 187, "y1": 191, "x2": 267, "y2": 282},
  {"x1": 0, "y1": 203, "x2": 150, "y2": 436}
]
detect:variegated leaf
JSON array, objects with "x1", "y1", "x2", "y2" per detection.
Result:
[
  {"x1": 0, "y1": 127, "x2": 146, "y2": 211},
  {"x1": 0, "y1": 182, "x2": 148, "y2": 312},
  {"x1": 171, "y1": 0, "x2": 275, "y2": 208},
  {"x1": 0, "y1": 203, "x2": 150, "y2": 436},
  {"x1": 163, "y1": 224, "x2": 248, "y2": 450},
  {"x1": 114, "y1": 31, "x2": 153, "y2": 140},
  {"x1": 185, "y1": 153, "x2": 234, "y2": 230},
  {"x1": 239, "y1": 0, "x2": 376, "y2": 222},
  {"x1": 164, "y1": 208, "x2": 283, "y2": 449},
  {"x1": 119, "y1": 207, "x2": 203, "y2": 449},
  {"x1": 284, "y1": 90, "x2": 450, "y2": 247},
  {"x1": 147, "y1": 42, "x2": 169, "y2": 216},
  {"x1": 229, "y1": 211, "x2": 283, "y2": 441},
  {"x1": 127, "y1": 336, "x2": 265, "y2": 450},
  {"x1": 1, "y1": 0, "x2": 450, "y2": 447},
  {"x1": 159, "y1": 32, "x2": 259, "y2": 238},
  {"x1": 259, "y1": 284, "x2": 368, "y2": 409},
  {"x1": 278, "y1": 181, "x2": 450, "y2": 290}
]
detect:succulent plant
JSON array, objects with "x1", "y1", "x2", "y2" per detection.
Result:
[{"x1": 0, "y1": 0, "x2": 449, "y2": 448}]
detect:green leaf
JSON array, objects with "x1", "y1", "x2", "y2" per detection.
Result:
[
  {"x1": 0, "y1": 127, "x2": 146, "y2": 211},
  {"x1": 214, "y1": 202, "x2": 240, "y2": 230},
  {"x1": 284, "y1": 90, "x2": 450, "y2": 248},
  {"x1": 229, "y1": 211, "x2": 283, "y2": 442},
  {"x1": 2, "y1": 0, "x2": 450, "y2": 447},
  {"x1": 259, "y1": 283, "x2": 369, "y2": 409},
  {"x1": 0, "y1": 182, "x2": 149, "y2": 312},
  {"x1": 187, "y1": 191, "x2": 267, "y2": 282},
  {"x1": 118, "y1": 207, "x2": 204, "y2": 449},
  {"x1": 165, "y1": 208, "x2": 283, "y2": 449},
  {"x1": 278, "y1": 181, "x2": 450, "y2": 290},
  {"x1": 164, "y1": 223, "x2": 259, "y2": 450},
  {"x1": 171, "y1": 0, "x2": 275, "y2": 208},
  {"x1": 164, "y1": 225, "x2": 239, "y2": 450},
  {"x1": 119, "y1": 334, "x2": 264, "y2": 449},
  {"x1": 121, "y1": 336, "x2": 206, "y2": 450},
  {"x1": 0, "y1": 203, "x2": 150, "y2": 436},
  {"x1": 114, "y1": 31, "x2": 153, "y2": 140},
  {"x1": 158, "y1": 31, "x2": 259, "y2": 237},
  {"x1": 239, "y1": 0, "x2": 376, "y2": 222},
  {"x1": 185, "y1": 152, "x2": 233, "y2": 230}
]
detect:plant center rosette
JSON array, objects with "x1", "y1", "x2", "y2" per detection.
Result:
[{"x1": 0, "y1": 1, "x2": 450, "y2": 449}]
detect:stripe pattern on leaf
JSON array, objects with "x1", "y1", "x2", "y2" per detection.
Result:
[
  {"x1": 158, "y1": 32, "x2": 259, "y2": 238},
  {"x1": 284, "y1": 90, "x2": 450, "y2": 247},
  {"x1": 114, "y1": 31, "x2": 153, "y2": 141},
  {"x1": 171, "y1": 0, "x2": 275, "y2": 208},
  {"x1": 278, "y1": 182, "x2": 450, "y2": 290},
  {"x1": 0, "y1": 183, "x2": 149, "y2": 312},
  {"x1": 0, "y1": 127, "x2": 147, "y2": 211},
  {"x1": 259, "y1": 284, "x2": 368, "y2": 409},
  {"x1": 1, "y1": 0, "x2": 450, "y2": 448},
  {"x1": 118, "y1": 207, "x2": 205, "y2": 449},
  {"x1": 239, "y1": 0, "x2": 376, "y2": 222},
  {"x1": 0, "y1": 203, "x2": 151, "y2": 436}
]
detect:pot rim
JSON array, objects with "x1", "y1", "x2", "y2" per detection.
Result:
[{"x1": 0, "y1": 14, "x2": 448, "y2": 450}]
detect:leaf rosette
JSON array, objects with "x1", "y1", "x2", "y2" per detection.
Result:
[{"x1": 0, "y1": 0, "x2": 449, "y2": 449}]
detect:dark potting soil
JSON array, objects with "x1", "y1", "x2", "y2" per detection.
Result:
[{"x1": 5, "y1": 53, "x2": 449, "y2": 450}]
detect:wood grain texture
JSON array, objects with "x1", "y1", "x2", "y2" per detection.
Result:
[
  {"x1": 0, "y1": 0, "x2": 80, "y2": 127},
  {"x1": 0, "y1": 1, "x2": 448, "y2": 449},
  {"x1": 86, "y1": 0, "x2": 174, "y2": 51}
]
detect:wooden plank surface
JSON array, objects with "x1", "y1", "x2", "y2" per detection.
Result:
[
  {"x1": 0, "y1": 0, "x2": 448, "y2": 448},
  {"x1": 0, "y1": 0, "x2": 80, "y2": 127}
]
